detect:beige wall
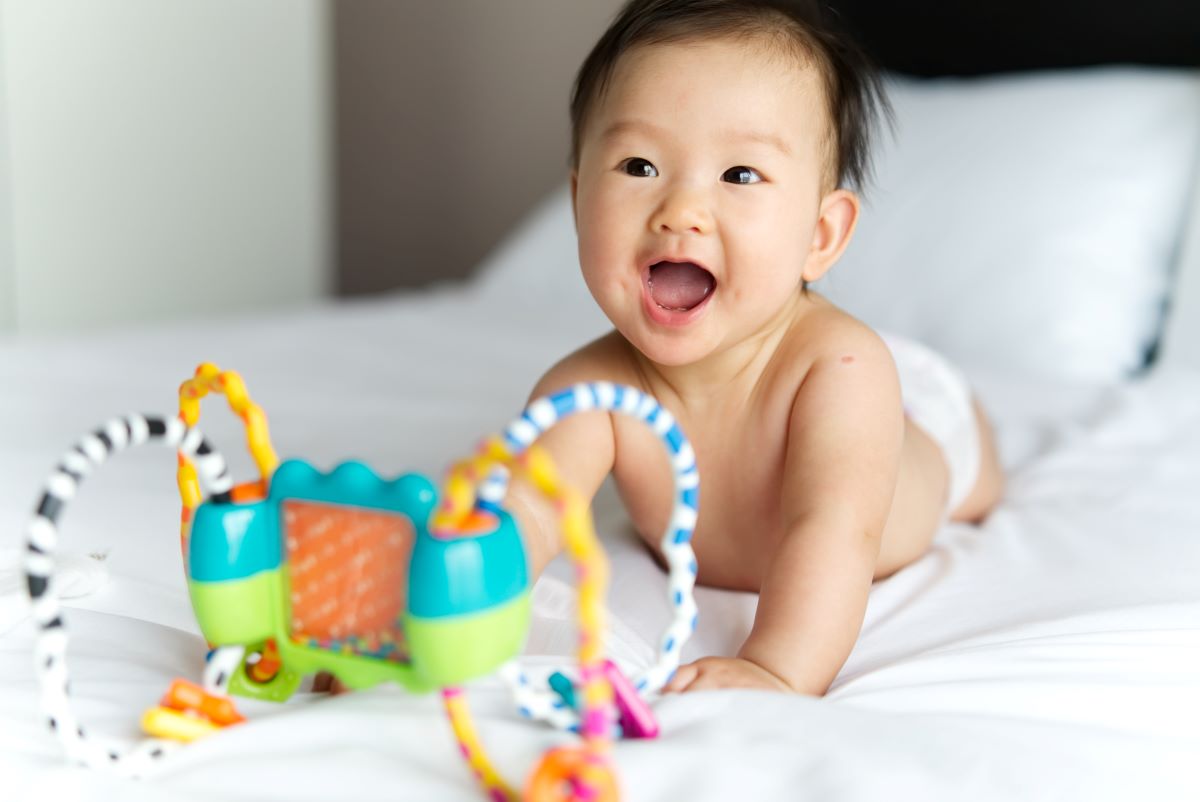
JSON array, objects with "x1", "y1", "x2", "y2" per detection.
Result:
[{"x1": 334, "y1": 1, "x2": 625, "y2": 295}]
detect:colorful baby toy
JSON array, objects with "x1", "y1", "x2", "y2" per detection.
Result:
[{"x1": 23, "y1": 364, "x2": 700, "y2": 800}]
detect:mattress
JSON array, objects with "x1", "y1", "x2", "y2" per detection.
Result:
[{"x1": 1, "y1": 280, "x2": 1199, "y2": 801}]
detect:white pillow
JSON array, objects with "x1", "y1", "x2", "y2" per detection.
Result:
[
  {"x1": 478, "y1": 68, "x2": 1200, "y2": 381},
  {"x1": 1158, "y1": 174, "x2": 1200, "y2": 372},
  {"x1": 474, "y1": 183, "x2": 590, "y2": 307},
  {"x1": 817, "y1": 67, "x2": 1200, "y2": 381}
]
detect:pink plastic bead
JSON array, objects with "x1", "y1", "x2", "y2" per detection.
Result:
[{"x1": 602, "y1": 659, "x2": 659, "y2": 739}]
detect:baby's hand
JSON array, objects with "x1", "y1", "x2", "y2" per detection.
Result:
[
  {"x1": 312, "y1": 672, "x2": 348, "y2": 695},
  {"x1": 663, "y1": 656, "x2": 793, "y2": 694}
]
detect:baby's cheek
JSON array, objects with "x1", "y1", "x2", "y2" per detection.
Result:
[
  {"x1": 576, "y1": 209, "x2": 614, "y2": 263},
  {"x1": 578, "y1": 218, "x2": 633, "y2": 291}
]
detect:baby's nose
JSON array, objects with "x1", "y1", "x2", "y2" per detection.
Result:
[{"x1": 649, "y1": 188, "x2": 713, "y2": 235}]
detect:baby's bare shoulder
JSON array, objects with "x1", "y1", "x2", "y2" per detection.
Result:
[
  {"x1": 784, "y1": 297, "x2": 895, "y2": 383},
  {"x1": 531, "y1": 330, "x2": 642, "y2": 398}
]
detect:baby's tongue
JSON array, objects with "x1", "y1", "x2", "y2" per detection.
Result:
[{"x1": 648, "y1": 262, "x2": 715, "y2": 311}]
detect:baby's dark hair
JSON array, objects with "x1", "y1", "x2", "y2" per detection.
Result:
[{"x1": 568, "y1": 0, "x2": 890, "y2": 193}]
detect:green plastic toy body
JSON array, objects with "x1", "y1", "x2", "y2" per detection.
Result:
[{"x1": 187, "y1": 458, "x2": 531, "y2": 699}]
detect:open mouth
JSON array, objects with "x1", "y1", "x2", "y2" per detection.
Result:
[{"x1": 646, "y1": 261, "x2": 716, "y2": 312}]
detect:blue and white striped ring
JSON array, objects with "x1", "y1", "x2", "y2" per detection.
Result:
[{"x1": 501, "y1": 383, "x2": 699, "y2": 728}]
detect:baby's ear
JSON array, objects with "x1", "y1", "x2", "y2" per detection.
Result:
[{"x1": 801, "y1": 189, "x2": 860, "y2": 283}]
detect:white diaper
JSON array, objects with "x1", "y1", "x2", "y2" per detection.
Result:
[{"x1": 881, "y1": 333, "x2": 981, "y2": 515}]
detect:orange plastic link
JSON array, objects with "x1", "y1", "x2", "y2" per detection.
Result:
[
  {"x1": 247, "y1": 639, "x2": 282, "y2": 683},
  {"x1": 526, "y1": 746, "x2": 619, "y2": 802},
  {"x1": 160, "y1": 678, "x2": 245, "y2": 726},
  {"x1": 229, "y1": 479, "x2": 268, "y2": 504}
]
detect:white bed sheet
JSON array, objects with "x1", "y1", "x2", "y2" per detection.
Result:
[{"x1": 1, "y1": 279, "x2": 1199, "y2": 801}]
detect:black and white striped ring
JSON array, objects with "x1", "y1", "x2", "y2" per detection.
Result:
[{"x1": 25, "y1": 413, "x2": 232, "y2": 776}]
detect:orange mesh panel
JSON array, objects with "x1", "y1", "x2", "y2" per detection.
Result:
[{"x1": 284, "y1": 500, "x2": 412, "y2": 661}]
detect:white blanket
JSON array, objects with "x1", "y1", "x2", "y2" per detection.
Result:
[{"x1": 1, "y1": 281, "x2": 1198, "y2": 801}]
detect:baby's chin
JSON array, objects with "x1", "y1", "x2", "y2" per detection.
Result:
[
  {"x1": 590, "y1": 291, "x2": 723, "y2": 368},
  {"x1": 619, "y1": 322, "x2": 721, "y2": 370}
]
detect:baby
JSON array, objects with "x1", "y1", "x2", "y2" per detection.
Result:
[{"x1": 506, "y1": 0, "x2": 1005, "y2": 696}]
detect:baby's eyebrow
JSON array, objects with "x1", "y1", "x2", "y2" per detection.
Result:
[
  {"x1": 725, "y1": 128, "x2": 792, "y2": 157},
  {"x1": 601, "y1": 118, "x2": 668, "y2": 141},
  {"x1": 600, "y1": 118, "x2": 791, "y2": 156}
]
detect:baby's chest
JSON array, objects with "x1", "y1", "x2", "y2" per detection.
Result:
[{"x1": 610, "y1": 414, "x2": 791, "y2": 590}]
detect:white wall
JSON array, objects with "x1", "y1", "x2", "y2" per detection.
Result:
[
  {"x1": 0, "y1": 0, "x2": 14, "y2": 332},
  {"x1": 0, "y1": 0, "x2": 330, "y2": 335}
]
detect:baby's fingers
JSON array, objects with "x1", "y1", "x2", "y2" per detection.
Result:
[
  {"x1": 664, "y1": 662, "x2": 700, "y2": 693},
  {"x1": 677, "y1": 665, "x2": 727, "y2": 693}
]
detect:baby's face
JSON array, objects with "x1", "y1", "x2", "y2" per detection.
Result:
[{"x1": 573, "y1": 37, "x2": 833, "y2": 367}]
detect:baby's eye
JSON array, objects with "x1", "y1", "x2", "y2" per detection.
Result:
[
  {"x1": 620, "y1": 157, "x2": 659, "y2": 178},
  {"x1": 722, "y1": 166, "x2": 763, "y2": 185}
]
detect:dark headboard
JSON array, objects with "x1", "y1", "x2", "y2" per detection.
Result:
[{"x1": 826, "y1": 1, "x2": 1200, "y2": 77}]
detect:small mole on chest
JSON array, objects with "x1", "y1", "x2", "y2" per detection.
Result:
[{"x1": 841, "y1": 355, "x2": 855, "y2": 364}]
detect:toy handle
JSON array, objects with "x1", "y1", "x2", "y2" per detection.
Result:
[
  {"x1": 176, "y1": 364, "x2": 278, "y2": 546},
  {"x1": 24, "y1": 414, "x2": 233, "y2": 776}
]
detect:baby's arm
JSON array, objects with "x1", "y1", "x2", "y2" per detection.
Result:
[
  {"x1": 505, "y1": 348, "x2": 619, "y2": 578},
  {"x1": 670, "y1": 329, "x2": 904, "y2": 695}
]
